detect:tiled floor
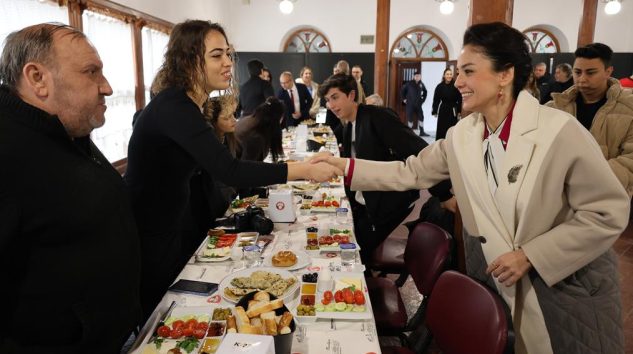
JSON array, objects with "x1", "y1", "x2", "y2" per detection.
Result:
[{"x1": 380, "y1": 219, "x2": 633, "y2": 354}]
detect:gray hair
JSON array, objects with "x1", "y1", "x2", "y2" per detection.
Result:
[
  {"x1": 0, "y1": 22, "x2": 85, "y2": 91},
  {"x1": 365, "y1": 93, "x2": 383, "y2": 106}
]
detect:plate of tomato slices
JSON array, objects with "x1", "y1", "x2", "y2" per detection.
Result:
[
  {"x1": 195, "y1": 234, "x2": 238, "y2": 262},
  {"x1": 145, "y1": 306, "x2": 223, "y2": 353}
]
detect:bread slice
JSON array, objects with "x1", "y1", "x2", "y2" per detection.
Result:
[
  {"x1": 253, "y1": 291, "x2": 270, "y2": 302},
  {"x1": 247, "y1": 300, "x2": 260, "y2": 311},
  {"x1": 246, "y1": 298, "x2": 284, "y2": 318},
  {"x1": 235, "y1": 306, "x2": 264, "y2": 335}
]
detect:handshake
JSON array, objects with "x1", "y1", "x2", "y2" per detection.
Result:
[{"x1": 288, "y1": 152, "x2": 348, "y2": 183}]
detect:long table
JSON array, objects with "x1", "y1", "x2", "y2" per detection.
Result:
[{"x1": 130, "y1": 128, "x2": 382, "y2": 354}]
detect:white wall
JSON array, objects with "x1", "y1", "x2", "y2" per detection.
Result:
[
  {"x1": 113, "y1": 0, "x2": 633, "y2": 55},
  {"x1": 112, "y1": 0, "x2": 230, "y2": 25},
  {"x1": 595, "y1": 0, "x2": 633, "y2": 52},
  {"x1": 226, "y1": 0, "x2": 376, "y2": 52},
  {"x1": 389, "y1": 0, "x2": 469, "y2": 60}
]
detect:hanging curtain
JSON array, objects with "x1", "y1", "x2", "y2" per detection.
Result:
[
  {"x1": 0, "y1": 0, "x2": 68, "y2": 48},
  {"x1": 142, "y1": 27, "x2": 169, "y2": 103},
  {"x1": 83, "y1": 10, "x2": 136, "y2": 162}
]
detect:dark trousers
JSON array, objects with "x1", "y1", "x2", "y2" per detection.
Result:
[
  {"x1": 351, "y1": 204, "x2": 412, "y2": 265},
  {"x1": 406, "y1": 104, "x2": 424, "y2": 130}
]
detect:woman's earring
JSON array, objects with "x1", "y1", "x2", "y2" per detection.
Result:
[{"x1": 497, "y1": 88, "x2": 503, "y2": 99}]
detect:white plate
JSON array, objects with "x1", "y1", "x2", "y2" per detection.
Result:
[
  {"x1": 219, "y1": 267, "x2": 300, "y2": 303},
  {"x1": 314, "y1": 272, "x2": 372, "y2": 320},
  {"x1": 262, "y1": 250, "x2": 311, "y2": 271}
]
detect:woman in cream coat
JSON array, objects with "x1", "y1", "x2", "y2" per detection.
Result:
[{"x1": 318, "y1": 23, "x2": 629, "y2": 354}]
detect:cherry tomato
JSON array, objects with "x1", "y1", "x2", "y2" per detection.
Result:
[
  {"x1": 185, "y1": 319, "x2": 198, "y2": 327},
  {"x1": 321, "y1": 297, "x2": 331, "y2": 305},
  {"x1": 332, "y1": 235, "x2": 342, "y2": 243},
  {"x1": 354, "y1": 290, "x2": 366, "y2": 305},
  {"x1": 324, "y1": 290, "x2": 333, "y2": 301},
  {"x1": 341, "y1": 236, "x2": 350, "y2": 244},
  {"x1": 324, "y1": 201, "x2": 332, "y2": 207},
  {"x1": 332, "y1": 201, "x2": 340, "y2": 207},
  {"x1": 312, "y1": 201, "x2": 318, "y2": 207},
  {"x1": 170, "y1": 327, "x2": 184, "y2": 339},
  {"x1": 157, "y1": 325, "x2": 171, "y2": 337},
  {"x1": 343, "y1": 288, "x2": 354, "y2": 304},
  {"x1": 196, "y1": 322, "x2": 209, "y2": 331},
  {"x1": 193, "y1": 328, "x2": 206, "y2": 339},
  {"x1": 182, "y1": 327, "x2": 193, "y2": 337},
  {"x1": 334, "y1": 290, "x2": 344, "y2": 303},
  {"x1": 171, "y1": 320, "x2": 185, "y2": 330}
]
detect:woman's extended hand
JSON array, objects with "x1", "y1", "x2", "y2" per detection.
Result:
[{"x1": 486, "y1": 249, "x2": 532, "y2": 287}]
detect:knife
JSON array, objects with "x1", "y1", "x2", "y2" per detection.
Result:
[{"x1": 146, "y1": 300, "x2": 177, "y2": 344}]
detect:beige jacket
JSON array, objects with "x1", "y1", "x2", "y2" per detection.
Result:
[
  {"x1": 546, "y1": 78, "x2": 633, "y2": 196},
  {"x1": 350, "y1": 91, "x2": 630, "y2": 354}
]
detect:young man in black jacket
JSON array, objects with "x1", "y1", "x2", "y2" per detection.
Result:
[
  {"x1": 321, "y1": 74, "x2": 451, "y2": 263},
  {"x1": 0, "y1": 23, "x2": 141, "y2": 353}
]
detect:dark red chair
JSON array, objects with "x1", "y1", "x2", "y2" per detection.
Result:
[
  {"x1": 366, "y1": 222, "x2": 452, "y2": 345},
  {"x1": 426, "y1": 270, "x2": 515, "y2": 354},
  {"x1": 369, "y1": 230, "x2": 409, "y2": 286}
]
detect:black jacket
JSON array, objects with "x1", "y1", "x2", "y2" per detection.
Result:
[
  {"x1": 401, "y1": 79, "x2": 427, "y2": 107},
  {"x1": 341, "y1": 104, "x2": 428, "y2": 226},
  {"x1": 125, "y1": 87, "x2": 287, "y2": 316},
  {"x1": 277, "y1": 83, "x2": 313, "y2": 127},
  {"x1": 0, "y1": 86, "x2": 141, "y2": 353},
  {"x1": 238, "y1": 76, "x2": 274, "y2": 117}
]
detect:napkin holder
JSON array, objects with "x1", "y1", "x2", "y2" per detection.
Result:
[{"x1": 267, "y1": 189, "x2": 296, "y2": 223}]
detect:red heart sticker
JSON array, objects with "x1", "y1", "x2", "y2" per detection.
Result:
[
  {"x1": 307, "y1": 266, "x2": 321, "y2": 271},
  {"x1": 207, "y1": 295, "x2": 221, "y2": 303},
  {"x1": 325, "y1": 252, "x2": 337, "y2": 258}
]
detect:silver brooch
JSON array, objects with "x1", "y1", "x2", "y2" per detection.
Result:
[{"x1": 507, "y1": 165, "x2": 522, "y2": 183}]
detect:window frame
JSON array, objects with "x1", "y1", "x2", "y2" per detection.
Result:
[
  {"x1": 389, "y1": 28, "x2": 449, "y2": 61},
  {"x1": 52, "y1": 0, "x2": 174, "y2": 167},
  {"x1": 523, "y1": 27, "x2": 560, "y2": 53},
  {"x1": 283, "y1": 27, "x2": 332, "y2": 53}
]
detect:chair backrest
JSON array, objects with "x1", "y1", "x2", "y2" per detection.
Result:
[
  {"x1": 426, "y1": 270, "x2": 515, "y2": 354},
  {"x1": 404, "y1": 222, "x2": 452, "y2": 296}
]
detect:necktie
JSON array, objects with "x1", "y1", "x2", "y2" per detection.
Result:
[{"x1": 289, "y1": 89, "x2": 295, "y2": 106}]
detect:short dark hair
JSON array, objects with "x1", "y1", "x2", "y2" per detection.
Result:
[
  {"x1": 247, "y1": 59, "x2": 264, "y2": 77},
  {"x1": 575, "y1": 43, "x2": 613, "y2": 68},
  {"x1": 463, "y1": 22, "x2": 532, "y2": 99},
  {"x1": 318, "y1": 74, "x2": 357, "y2": 98}
]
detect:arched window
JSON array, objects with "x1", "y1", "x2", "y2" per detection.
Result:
[
  {"x1": 390, "y1": 28, "x2": 448, "y2": 60},
  {"x1": 283, "y1": 28, "x2": 331, "y2": 53},
  {"x1": 523, "y1": 28, "x2": 560, "y2": 53}
]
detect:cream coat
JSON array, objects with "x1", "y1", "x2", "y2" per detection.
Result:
[{"x1": 350, "y1": 91, "x2": 630, "y2": 353}]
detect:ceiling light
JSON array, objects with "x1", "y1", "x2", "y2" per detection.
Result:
[
  {"x1": 279, "y1": 0, "x2": 294, "y2": 14},
  {"x1": 439, "y1": 0, "x2": 455, "y2": 15},
  {"x1": 604, "y1": 0, "x2": 621, "y2": 14}
]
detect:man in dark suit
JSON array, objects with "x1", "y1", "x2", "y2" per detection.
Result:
[
  {"x1": 319, "y1": 74, "x2": 430, "y2": 263},
  {"x1": 401, "y1": 70, "x2": 428, "y2": 136},
  {"x1": 238, "y1": 59, "x2": 274, "y2": 117},
  {"x1": 278, "y1": 71, "x2": 313, "y2": 128}
]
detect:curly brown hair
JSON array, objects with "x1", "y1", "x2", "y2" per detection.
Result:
[
  {"x1": 204, "y1": 95, "x2": 239, "y2": 156},
  {"x1": 151, "y1": 20, "x2": 233, "y2": 98}
]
